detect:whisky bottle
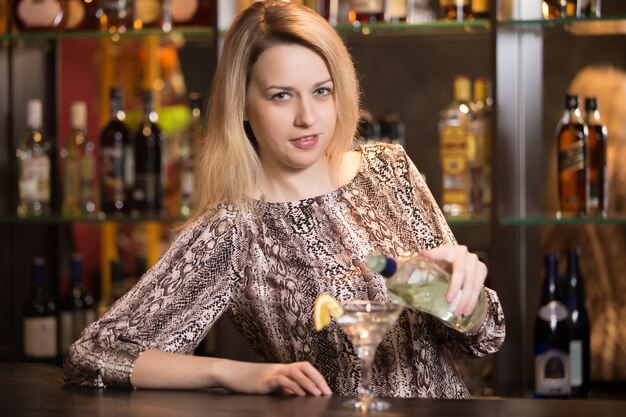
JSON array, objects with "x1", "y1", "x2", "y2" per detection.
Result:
[
  {"x1": 59, "y1": 253, "x2": 96, "y2": 358},
  {"x1": 563, "y1": 248, "x2": 590, "y2": 398},
  {"x1": 439, "y1": 75, "x2": 478, "y2": 218},
  {"x1": 473, "y1": 77, "x2": 492, "y2": 216},
  {"x1": 584, "y1": 97, "x2": 608, "y2": 216},
  {"x1": 133, "y1": 90, "x2": 164, "y2": 216},
  {"x1": 534, "y1": 253, "x2": 570, "y2": 399},
  {"x1": 100, "y1": 87, "x2": 133, "y2": 216},
  {"x1": 12, "y1": 0, "x2": 66, "y2": 32},
  {"x1": 348, "y1": 0, "x2": 385, "y2": 24},
  {"x1": 17, "y1": 99, "x2": 52, "y2": 217},
  {"x1": 565, "y1": 0, "x2": 580, "y2": 17},
  {"x1": 386, "y1": 0, "x2": 408, "y2": 22},
  {"x1": 366, "y1": 251, "x2": 488, "y2": 333},
  {"x1": 179, "y1": 92, "x2": 204, "y2": 217},
  {"x1": 23, "y1": 258, "x2": 57, "y2": 363},
  {"x1": 440, "y1": 0, "x2": 471, "y2": 21},
  {"x1": 61, "y1": 101, "x2": 96, "y2": 217},
  {"x1": 471, "y1": 0, "x2": 489, "y2": 19},
  {"x1": 557, "y1": 94, "x2": 589, "y2": 216},
  {"x1": 542, "y1": 0, "x2": 566, "y2": 19}
]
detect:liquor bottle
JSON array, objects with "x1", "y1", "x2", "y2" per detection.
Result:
[
  {"x1": 473, "y1": 77, "x2": 492, "y2": 215},
  {"x1": 17, "y1": 99, "x2": 52, "y2": 217},
  {"x1": 61, "y1": 101, "x2": 96, "y2": 217},
  {"x1": 563, "y1": 248, "x2": 590, "y2": 398},
  {"x1": 378, "y1": 112, "x2": 405, "y2": 146},
  {"x1": 581, "y1": 0, "x2": 601, "y2": 17},
  {"x1": 59, "y1": 253, "x2": 96, "y2": 357},
  {"x1": 534, "y1": 253, "x2": 571, "y2": 399},
  {"x1": 471, "y1": 0, "x2": 489, "y2": 19},
  {"x1": 366, "y1": 251, "x2": 488, "y2": 333},
  {"x1": 355, "y1": 108, "x2": 380, "y2": 146},
  {"x1": 64, "y1": 0, "x2": 102, "y2": 30},
  {"x1": 584, "y1": 97, "x2": 608, "y2": 216},
  {"x1": 12, "y1": 0, "x2": 66, "y2": 32},
  {"x1": 100, "y1": 87, "x2": 133, "y2": 216},
  {"x1": 565, "y1": 0, "x2": 579, "y2": 17},
  {"x1": 133, "y1": 90, "x2": 164, "y2": 216},
  {"x1": 440, "y1": 0, "x2": 471, "y2": 21},
  {"x1": 179, "y1": 92, "x2": 204, "y2": 217},
  {"x1": 386, "y1": 0, "x2": 408, "y2": 22},
  {"x1": 542, "y1": 0, "x2": 566, "y2": 19},
  {"x1": 439, "y1": 75, "x2": 478, "y2": 218},
  {"x1": 171, "y1": 0, "x2": 212, "y2": 26},
  {"x1": 100, "y1": 0, "x2": 134, "y2": 33},
  {"x1": 135, "y1": 0, "x2": 172, "y2": 30},
  {"x1": 348, "y1": 0, "x2": 385, "y2": 24},
  {"x1": 23, "y1": 258, "x2": 57, "y2": 362},
  {"x1": 557, "y1": 94, "x2": 589, "y2": 216},
  {"x1": 407, "y1": 0, "x2": 436, "y2": 23}
]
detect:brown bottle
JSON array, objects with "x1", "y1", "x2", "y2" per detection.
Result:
[
  {"x1": 440, "y1": 0, "x2": 471, "y2": 21},
  {"x1": 557, "y1": 94, "x2": 589, "y2": 216},
  {"x1": 584, "y1": 97, "x2": 608, "y2": 216},
  {"x1": 542, "y1": 0, "x2": 566, "y2": 19}
]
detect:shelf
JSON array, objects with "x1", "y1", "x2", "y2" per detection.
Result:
[
  {"x1": 499, "y1": 213, "x2": 626, "y2": 226},
  {"x1": 334, "y1": 19, "x2": 490, "y2": 37},
  {"x1": 0, "y1": 27, "x2": 214, "y2": 43},
  {"x1": 498, "y1": 15, "x2": 626, "y2": 35},
  {"x1": 0, "y1": 214, "x2": 186, "y2": 225},
  {"x1": 446, "y1": 216, "x2": 490, "y2": 226}
]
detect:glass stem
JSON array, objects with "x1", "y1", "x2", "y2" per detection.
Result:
[{"x1": 357, "y1": 347, "x2": 374, "y2": 402}]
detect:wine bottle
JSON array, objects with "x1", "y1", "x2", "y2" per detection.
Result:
[
  {"x1": 439, "y1": 75, "x2": 478, "y2": 218},
  {"x1": 563, "y1": 248, "x2": 591, "y2": 398},
  {"x1": 12, "y1": 0, "x2": 66, "y2": 32},
  {"x1": 179, "y1": 92, "x2": 204, "y2": 217},
  {"x1": 534, "y1": 253, "x2": 571, "y2": 399},
  {"x1": 100, "y1": 87, "x2": 134, "y2": 216},
  {"x1": 23, "y1": 258, "x2": 57, "y2": 363},
  {"x1": 584, "y1": 97, "x2": 608, "y2": 216},
  {"x1": 61, "y1": 101, "x2": 96, "y2": 217},
  {"x1": 59, "y1": 253, "x2": 96, "y2": 358},
  {"x1": 100, "y1": 0, "x2": 134, "y2": 33},
  {"x1": 133, "y1": 90, "x2": 164, "y2": 216},
  {"x1": 366, "y1": 251, "x2": 488, "y2": 333},
  {"x1": 17, "y1": 99, "x2": 52, "y2": 217},
  {"x1": 557, "y1": 94, "x2": 589, "y2": 216}
]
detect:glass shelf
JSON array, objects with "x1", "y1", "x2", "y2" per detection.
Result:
[
  {"x1": 499, "y1": 213, "x2": 626, "y2": 226},
  {"x1": 335, "y1": 19, "x2": 490, "y2": 37},
  {"x1": 0, "y1": 26, "x2": 214, "y2": 43},
  {"x1": 0, "y1": 214, "x2": 186, "y2": 225},
  {"x1": 446, "y1": 216, "x2": 490, "y2": 226},
  {"x1": 498, "y1": 15, "x2": 626, "y2": 35}
]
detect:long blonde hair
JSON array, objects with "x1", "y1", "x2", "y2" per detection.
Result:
[{"x1": 189, "y1": 0, "x2": 360, "y2": 223}]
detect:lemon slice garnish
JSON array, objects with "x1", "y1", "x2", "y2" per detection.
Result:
[{"x1": 313, "y1": 293, "x2": 344, "y2": 331}]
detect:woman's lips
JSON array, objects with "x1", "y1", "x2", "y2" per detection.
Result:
[{"x1": 290, "y1": 134, "x2": 319, "y2": 149}]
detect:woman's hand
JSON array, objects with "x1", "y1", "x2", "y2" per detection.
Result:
[
  {"x1": 213, "y1": 359, "x2": 332, "y2": 396},
  {"x1": 421, "y1": 244, "x2": 487, "y2": 317}
]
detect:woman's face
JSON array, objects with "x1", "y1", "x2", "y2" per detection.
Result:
[{"x1": 245, "y1": 43, "x2": 336, "y2": 176}]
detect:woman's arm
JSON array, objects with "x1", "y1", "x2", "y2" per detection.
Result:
[{"x1": 131, "y1": 350, "x2": 331, "y2": 396}]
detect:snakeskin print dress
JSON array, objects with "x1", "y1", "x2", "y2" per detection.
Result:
[{"x1": 64, "y1": 143, "x2": 506, "y2": 398}]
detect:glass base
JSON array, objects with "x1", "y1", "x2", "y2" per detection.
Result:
[{"x1": 343, "y1": 397, "x2": 390, "y2": 412}]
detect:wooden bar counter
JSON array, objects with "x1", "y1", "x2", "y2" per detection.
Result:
[{"x1": 1, "y1": 363, "x2": 624, "y2": 417}]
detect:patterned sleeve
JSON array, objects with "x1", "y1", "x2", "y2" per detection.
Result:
[
  {"x1": 63, "y1": 207, "x2": 245, "y2": 388},
  {"x1": 387, "y1": 144, "x2": 506, "y2": 357}
]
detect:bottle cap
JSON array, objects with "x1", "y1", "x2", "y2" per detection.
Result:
[
  {"x1": 366, "y1": 252, "x2": 397, "y2": 277},
  {"x1": 584, "y1": 97, "x2": 598, "y2": 111},
  {"x1": 454, "y1": 75, "x2": 471, "y2": 102},
  {"x1": 565, "y1": 94, "x2": 579, "y2": 109}
]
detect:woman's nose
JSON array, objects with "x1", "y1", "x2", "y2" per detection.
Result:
[{"x1": 294, "y1": 98, "x2": 316, "y2": 127}]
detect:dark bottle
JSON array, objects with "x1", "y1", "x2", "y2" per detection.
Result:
[
  {"x1": 355, "y1": 108, "x2": 380, "y2": 145},
  {"x1": 100, "y1": 87, "x2": 134, "y2": 216},
  {"x1": 557, "y1": 94, "x2": 589, "y2": 216},
  {"x1": 378, "y1": 112, "x2": 405, "y2": 146},
  {"x1": 581, "y1": 0, "x2": 601, "y2": 17},
  {"x1": 59, "y1": 253, "x2": 96, "y2": 358},
  {"x1": 584, "y1": 97, "x2": 608, "y2": 216},
  {"x1": 534, "y1": 253, "x2": 571, "y2": 399},
  {"x1": 100, "y1": 0, "x2": 134, "y2": 33},
  {"x1": 564, "y1": 248, "x2": 591, "y2": 398},
  {"x1": 133, "y1": 90, "x2": 164, "y2": 216},
  {"x1": 179, "y1": 92, "x2": 204, "y2": 217},
  {"x1": 23, "y1": 258, "x2": 57, "y2": 363}
]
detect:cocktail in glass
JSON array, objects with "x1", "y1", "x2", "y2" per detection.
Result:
[{"x1": 336, "y1": 300, "x2": 403, "y2": 412}]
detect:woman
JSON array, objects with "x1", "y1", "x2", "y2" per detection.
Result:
[{"x1": 64, "y1": 1, "x2": 505, "y2": 399}]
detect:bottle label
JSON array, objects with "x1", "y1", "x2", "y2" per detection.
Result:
[
  {"x1": 65, "y1": 0, "x2": 86, "y2": 29},
  {"x1": 538, "y1": 300, "x2": 569, "y2": 321},
  {"x1": 19, "y1": 156, "x2": 51, "y2": 203},
  {"x1": 570, "y1": 340, "x2": 583, "y2": 386},
  {"x1": 124, "y1": 145, "x2": 135, "y2": 187},
  {"x1": 388, "y1": 0, "x2": 407, "y2": 17},
  {"x1": 472, "y1": 0, "x2": 488, "y2": 13},
  {"x1": 440, "y1": 126, "x2": 473, "y2": 211},
  {"x1": 349, "y1": 0, "x2": 384, "y2": 13},
  {"x1": 101, "y1": 146, "x2": 125, "y2": 202},
  {"x1": 535, "y1": 349, "x2": 571, "y2": 396},
  {"x1": 16, "y1": 0, "x2": 62, "y2": 27},
  {"x1": 558, "y1": 140, "x2": 585, "y2": 173},
  {"x1": 23, "y1": 316, "x2": 57, "y2": 358},
  {"x1": 172, "y1": 0, "x2": 199, "y2": 22}
]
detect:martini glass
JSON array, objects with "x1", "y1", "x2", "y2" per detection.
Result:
[{"x1": 336, "y1": 300, "x2": 403, "y2": 412}]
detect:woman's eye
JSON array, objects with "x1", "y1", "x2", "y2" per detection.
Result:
[
  {"x1": 315, "y1": 87, "x2": 332, "y2": 96},
  {"x1": 271, "y1": 92, "x2": 290, "y2": 101}
]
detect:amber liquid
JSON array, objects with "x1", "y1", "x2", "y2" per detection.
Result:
[
  {"x1": 543, "y1": 0, "x2": 566, "y2": 18},
  {"x1": 587, "y1": 124, "x2": 608, "y2": 215},
  {"x1": 441, "y1": 0, "x2": 471, "y2": 21},
  {"x1": 558, "y1": 122, "x2": 588, "y2": 214}
]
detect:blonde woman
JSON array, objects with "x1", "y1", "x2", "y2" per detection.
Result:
[{"x1": 64, "y1": 1, "x2": 504, "y2": 398}]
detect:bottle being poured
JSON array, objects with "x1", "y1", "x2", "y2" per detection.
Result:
[{"x1": 366, "y1": 251, "x2": 487, "y2": 333}]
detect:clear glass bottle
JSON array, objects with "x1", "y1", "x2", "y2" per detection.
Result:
[
  {"x1": 17, "y1": 99, "x2": 52, "y2": 217},
  {"x1": 439, "y1": 75, "x2": 478, "y2": 218},
  {"x1": 366, "y1": 251, "x2": 488, "y2": 333},
  {"x1": 472, "y1": 77, "x2": 492, "y2": 216},
  {"x1": 557, "y1": 94, "x2": 589, "y2": 216},
  {"x1": 584, "y1": 97, "x2": 608, "y2": 216},
  {"x1": 179, "y1": 92, "x2": 204, "y2": 217},
  {"x1": 534, "y1": 253, "x2": 571, "y2": 399},
  {"x1": 61, "y1": 101, "x2": 96, "y2": 217},
  {"x1": 23, "y1": 258, "x2": 57, "y2": 363}
]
